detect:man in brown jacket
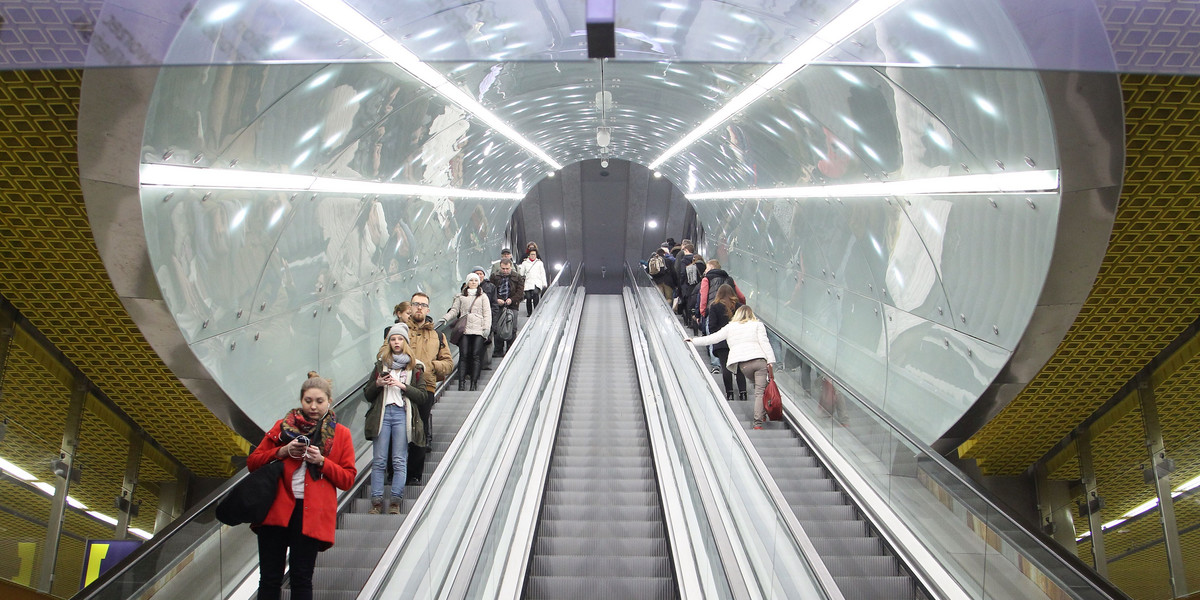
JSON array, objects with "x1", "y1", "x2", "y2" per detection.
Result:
[{"x1": 404, "y1": 291, "x2": 454, "y2": 483}]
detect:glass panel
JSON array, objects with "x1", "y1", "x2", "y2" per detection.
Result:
[
  {"x1": 762, "y1": 324, "x2": 1117, "y2": 599},
  {"x1": 628, "y1": 270, "x2": 832, "y2": 599},
  {"x1": 372, "y1": 273, "x2": 577, "y2": 597}
]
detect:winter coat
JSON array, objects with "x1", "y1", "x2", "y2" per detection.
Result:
[
  {"x1": 406, "y1": 316, "x2": 453, "y2": 391},
  {"x1": 246, "y1": 420, "x2": 356, "y2": 548},
  {"x1": 520, "y1": 258, "x2": 548, "y2": 290},
  {"x1": 699, "y1": 269, "x2": 745, "y2": 316},
  {"x1": 443, "y1": 292, "x2": 492, "y2": 336},
  {"x1": 363, "y1": 358, "x2": 432, "y2": 446},
  {"x1": 692, "y1": 320, "x2": 776, "y2": 369},
  {"x1": 489, "y1": 271, "x2": 525, "y2": 305},
  {"x1": 705, "y1": 301, "x2": 739, "y2": 351}
]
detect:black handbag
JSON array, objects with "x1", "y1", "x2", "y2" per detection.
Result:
[{"x1": 215, "y1": 459, "x2": 285, "y2": 526}]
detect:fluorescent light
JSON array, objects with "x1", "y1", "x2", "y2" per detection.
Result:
[
  {"x1": 1174, "y1": 473, "x2": 1200, "y2": 493},
  {"x1": 649, "y1": 0, "x2": 903, "y2": 170},
  {"x1": 87, "y1": 511, "x2": 119, "y2": 526},
  {"x1": 1101, "y1": 518, "x2": 1126, "y2": 530},
  {"x1": 129, "y1": 527, "x2": 153, "y2": 540},
  {"x1": 67, "y1": 496, "x2": 88, "y2": 510},
  {"x1": 295, "y1": 0, "x2": 561, "y2": 170},
  {"x1": 687, "y1": 170, "x2": 1059, "y2": 200},
  {"x1": 34, "y1": 482, "x2": 55, "y2": 495},
  {"x1": 1122, "y1": 498, "x2": 1159, "y2": 519},
  {"x1": 140, "y1": 165, "x2": 524, "y2": 200},
  {"x1": 0, "y1": 458, "x2": 36, "y2": 480}
]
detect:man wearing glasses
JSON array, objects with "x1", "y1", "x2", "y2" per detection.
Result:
[{"x1": 404, "y1": 292, "x2": 453, "y2": 483}]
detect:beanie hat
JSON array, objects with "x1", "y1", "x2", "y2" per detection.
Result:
[
  {"x1": 387, "y1": 322, "x2": 410, "y2": 344},
  {"x1": 472, "y1": 266, "x2": 487, "y2": 275},
  {"x1": 466, "y1": 272, "x2": 481, "y2": 284}
]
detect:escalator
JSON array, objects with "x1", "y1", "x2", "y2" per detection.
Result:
[
  {"x1": 726, "y1": 401, "x2": 926, "y2": 598},
  {"x1": 523, "y1": 296, "x2": 677, "y2": 599}
]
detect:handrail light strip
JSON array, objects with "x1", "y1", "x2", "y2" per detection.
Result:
[
  {"x1": 648, "y1": 0, "x2": 904, "y2": 170},
  {"x1": 140, "y1": 164, "x2": 524, "y2": 200},
  {"x1": 295, "y1": 0, "x2": 563, "y2": 171},
  {"x1": 686, "y1": 170, "x2": 1060, "y2": 200}
]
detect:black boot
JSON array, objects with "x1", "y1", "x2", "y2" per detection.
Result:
[
  {"x1": 470, "y1": 378, "x2": 478, "y2": 391},
  {"x1": 725, "y1": 390, "x2": 735, "y2": 402},
  {"x1": 739, "y1": 391, "x2": 747, "y2": 402},
  {"x1": 457, "y1": 376, "x2": 465, "y2": 391},
  {"x1": 469, "y1": 354, "x2": 482, "y2": 391}
]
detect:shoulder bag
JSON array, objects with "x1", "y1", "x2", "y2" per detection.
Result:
[
  {"x1": 215, "y1": 459, "x2": 285, "y2": 526},
  {"x1": 756, "y1": 330, "x2": 783, "y2": 421},
  {"x1": 449, "y1": 295, "x2": 480, "y2": 346}
]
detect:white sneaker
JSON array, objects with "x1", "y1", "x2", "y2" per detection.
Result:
[{"x1": 710, "y1": 366, "x2": 720, "y2": 374}]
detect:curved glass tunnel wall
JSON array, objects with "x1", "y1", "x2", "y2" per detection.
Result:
[
  {"x1": 126, "y1": 61, "x2": 1084, "y2": 440},
  {"x1": 77, "y1": 2, "x2": 1118, "y2": 442}
]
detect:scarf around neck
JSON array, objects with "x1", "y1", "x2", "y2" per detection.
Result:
[
  {"x1": 281, "y1": 407, "x2": 337, "y2": 457},
  {"x1": 390, "y1": 353, "x2": 411, "y2": 371}
]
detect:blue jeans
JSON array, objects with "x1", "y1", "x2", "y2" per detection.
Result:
[{"x1": 371, "y1": 403, "x2": 408, "y2": 499}]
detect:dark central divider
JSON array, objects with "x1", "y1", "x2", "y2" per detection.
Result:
[{"x1": 523, "y1": 295, "x2": 678, "y2": 599}]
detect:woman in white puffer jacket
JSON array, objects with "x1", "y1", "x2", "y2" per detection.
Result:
[
  {"x1": 442, "y1": 273, "x2": 492, "y2": 391},
  {"x1": 687, "y1": 305, "x2": 776, "y2": 429}
]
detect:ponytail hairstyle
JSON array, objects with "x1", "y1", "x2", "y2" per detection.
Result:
[
  {"x1": 730, "y1": 305, "x2": 758, "y2": 324},
  {"x1": 301, "y1": 371, "x2": 334, "y2": 401}
]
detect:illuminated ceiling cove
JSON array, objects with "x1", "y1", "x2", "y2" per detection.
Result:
[{"x1": 74, "y1": 0, "x2": 1121, "y2": 444}]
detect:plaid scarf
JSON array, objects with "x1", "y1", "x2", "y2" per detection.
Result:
[{"x1": 280, "y1": 408, "x2": 337, "y2": 457}]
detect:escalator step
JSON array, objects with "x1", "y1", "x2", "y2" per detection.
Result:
[
  {"x1": 543, "y1": 489, "x2": 659, "y2": 507},
  {"x1": 338, "y1": 512, "x2": 406, "y2": 531},
  {"x1": 529, "y1": 555, "x2": 673, "y2": 578},
  {"x1": 778, "y1": 489, "x2": 847, "y2": 506},
  {"x1": 821, "y1": 555, "x2": 901, "y2": 578},
  {"x1": 799, "y1": 519, "x2": 869, "y2": 538},
  {"x1": 833, "y1": 574, "x2": 920, "y2": 599},
  {"x1": 810, "y1": 536, "x2": 885, "y2": 556},
  {"x1": 533, "y1": 535, "x2": 669, "y2": 557},
  {"x1": 525, "y1": 575, "x2": 675, "y2": 599},
  {"x1": 789, "y1": 503, "x2": 858, "y2": 522},
  {"x1": 310, "y1": 566, "x2": 374, "y2": 591},
  {"x1": 539, "y1": 504, "x2": 664, "y2": 522},
  {"x1": 314, "y1": 547, "x2": 389, "y2": 568},
  {"x1": 550, "y1": 455, "x2": 653, "y2": 469},
  {"x1": 547, "y1": 466, "x2": 653, "y2": 480},
  {"x1": 537, "y1": 519, "x2": 664, "y2": 539},
  {"x1": 554, "y1": 445, "x2": 649, "y2": 458}
]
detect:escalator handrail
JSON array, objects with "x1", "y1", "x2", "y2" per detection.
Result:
[
  {"x1": 624, "y1": 286, "x2": 724, "y2": 600},
  {"x1": 74, "y1": 373, "x2": 373, "y2": 600},
  {"x1": 354, "y1": 262, "x2": 578, "y2": 599},
  {"x1": 626, "y1": 264, "x2": 845, "y2": 600},
  {"x1": 445, "y1": 286, "x2": 586, "y2": 598},
  {"x1": 761, "y1": 324, "x2": 1132, "y2": 600}
]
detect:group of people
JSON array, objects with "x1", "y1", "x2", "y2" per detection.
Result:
[
  {"x1": 246, "y1": 241, "x2": 548, "y2": 600},
  {"x1": 648, "y1": 238, "x2": 776, "y2": 430}
]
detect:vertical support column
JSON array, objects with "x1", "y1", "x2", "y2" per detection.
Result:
[
  {"x1": 115, "y1": 436, "x2": 143, "y2": 540},
  {"x1": 1138, "y1": 381, "x2": 1188, "y2": 596},
  {"x1": 1034, "y1": 465, "x2": 1079, "y2": 551},
  {"x1": 1077, "y1": 433, "x2": 1108, "y2": 577},
  {"x1": 154, "y1": 474, "x2": 189, "y2": 534},
  {"x1": 38, "y1": 377, "x2": 86, "y2": 593}
]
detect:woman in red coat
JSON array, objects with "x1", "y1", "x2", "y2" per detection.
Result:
[{"x1": 246, "y1": 372, "x2": 357, "y2": 600}]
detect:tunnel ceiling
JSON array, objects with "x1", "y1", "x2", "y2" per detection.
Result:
[
  {"x1": 2, "y1": 1, "x2": 1197, "y2": 576},
  {"x1": 102, "y1": 0, "x2": 1118, "y2": 445}
]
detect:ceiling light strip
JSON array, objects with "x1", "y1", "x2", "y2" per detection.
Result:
[
  {"x1": 686, "y1": 170, "x2": 1060, "y2": 200},
  {"x1": 140, "y1": 164, "x2": 524, "y2": 200},
  {"x1": 648, "y1": 0, "x2": 904, "y2": 170},
  {"x1": 296, "y1": 0, "x2": 562, "y2": 170}
]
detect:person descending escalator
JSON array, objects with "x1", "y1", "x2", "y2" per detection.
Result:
[{"x1": 247, "y1": 372, "x2": 357, "y2": 600}]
